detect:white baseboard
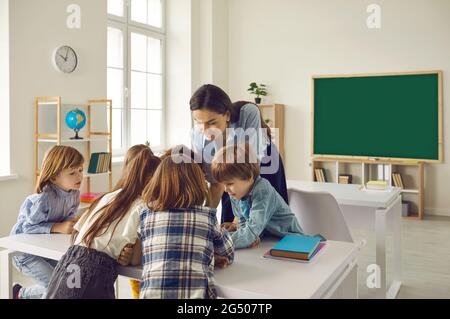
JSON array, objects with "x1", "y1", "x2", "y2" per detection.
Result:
[{"x1": 425, "y1": 207, "x2": 450, "y2": 217}]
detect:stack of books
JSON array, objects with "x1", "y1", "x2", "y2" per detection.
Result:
[
  {"x1": 87, "y1": 152, "x2": 112, "y2": 174},
  {"x1": 80, "y1": 192, "x2": 103, "y2": 204},
  {"x1": 314, "y1": 168, "x2": 327, "y2": 182},
  {"x1": 338, "y1": 174, "x2": 353, "y2": 184},
  {"x1": 392, "y1": 173, "x2": 404, "y2": 188},
  {"x1": 366, "y1": 180, "x2": 388, "y2": 190},
  {"x1": 263, "y1": 234, "x2": 326, "y2": 263}
]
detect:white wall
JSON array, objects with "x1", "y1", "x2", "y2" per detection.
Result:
[
  {"x1": 226, "y1": 0, "x2": 450, "y2": 216},
  {"x1": 0, "y1": 0, "x2": 107, "y2": 236},
  {"x1": 165, "y1": 0, "x2": 194, "y2": 147},
  {"x1": 0, "y1": 0, "x2": 10, "y2": 176},
  {"x1": 166, "y1": 0, "x2": 229, "y2": 148}
]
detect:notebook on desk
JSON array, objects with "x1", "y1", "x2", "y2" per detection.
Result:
[
  {"x1": 263, "y1": 242, "x2": 326, "y2": 263},
  {"x1": 263, "y1": 234, "x2": 326, "y2": 263}
]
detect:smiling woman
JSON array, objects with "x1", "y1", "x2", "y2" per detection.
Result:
[{"x1": 190, "y1": 84, "x2": 288, "y2": 224}]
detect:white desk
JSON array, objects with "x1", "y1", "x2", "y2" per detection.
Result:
[
  {"x1": 0, "y1": 234, "x2": 361, "y2": 299},
  {"x1": 287, "y1": 180, "x2": 402, "y2": 299}
]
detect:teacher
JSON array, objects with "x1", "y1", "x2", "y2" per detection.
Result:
[{"x1": 190, "y1": 84, "x2": 288, "y2": 223}]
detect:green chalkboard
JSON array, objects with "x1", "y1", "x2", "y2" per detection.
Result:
[{"x1": 313, "y1": 72, "x2": 442, "y2": 162}]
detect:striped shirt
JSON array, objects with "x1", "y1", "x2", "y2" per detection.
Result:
[
  {"x1": 139, "y1": 206, "x2": 234, "y2": 299},
  {"x1": 11, "y1": 183, "x2": 80, "y2": 235}
]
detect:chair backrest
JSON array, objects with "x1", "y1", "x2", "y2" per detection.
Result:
[{"x1": 288, "y1": 188, "x2": 353, "y2": 242}]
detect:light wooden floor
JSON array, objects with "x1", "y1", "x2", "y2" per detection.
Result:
[
  {"x1": 352, "y1": 215, "x2": 450, "y2": 299},
  {"x1": 6, "y1": 215, "x2": 450, "y2": 299}
]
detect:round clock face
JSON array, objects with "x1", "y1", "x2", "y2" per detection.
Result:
[{"x1": 53, "y1": 46, "x2": 78, "y2": 73}]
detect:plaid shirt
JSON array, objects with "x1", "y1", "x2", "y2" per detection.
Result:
[{"x1": 139, "y1": 206, "x2": 234, "y2": 299}]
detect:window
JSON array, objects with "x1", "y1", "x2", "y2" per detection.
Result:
[{"x1": 107, "y1": 0, "x2": 165, "y2": 155}]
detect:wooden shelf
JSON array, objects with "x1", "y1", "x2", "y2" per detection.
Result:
[
  {"x1": 402, "y1": 213, "x2": 421, "y2": 220},
  {"x1": 37, "y1": 137, "x2": 110, "y2": 143},
  {"x1": 257, "y1": 104, "x2": 285, "y2": 160},
  {"x1": 84, "y1": 172, "x2": 112, "y2": 178},
  {"x1": 401, "y1": 189, "x2": 419, "y2": 194},
  {"x1": 35, "y1": 97, "x2": 113, "y2": 196},
  {"x1": 311, "y1": 157, "x2": 425, "y2": 220}
]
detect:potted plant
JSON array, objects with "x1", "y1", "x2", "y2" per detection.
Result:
[
  {"x1": 264, "y1": 118, "x2": 273, "y2": 127},
  {"x1": 247, "y1": 82, "x2": 268, "y2": 104}
]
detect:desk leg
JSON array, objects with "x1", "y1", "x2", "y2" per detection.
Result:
[
  {"x1": 387, "y1": 196, "x2": 402, "y2": 299},
  {"x1": 375, "y1": 209, "x2": 387, "y2": 299},
  {"x1": 375, "y1": 195, "x2": 403, "y2": 299},
  {"x1": 115, "y1": 277, "x2": 119, "y2": 299},
  {"x1": 0, "y1": 250, "x2": 15, "y2": 299}
]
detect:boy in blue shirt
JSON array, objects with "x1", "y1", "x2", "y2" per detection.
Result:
[{"x1": 211, "y1": 144, "x2": 303, "y2": 249}]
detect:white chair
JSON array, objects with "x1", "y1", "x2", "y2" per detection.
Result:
[{"x1": 288, "y1": 188, "x2": 353, "y2": 242}]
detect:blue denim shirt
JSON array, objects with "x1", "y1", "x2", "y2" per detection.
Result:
[
  {"x1": 11, "y1": 183, "x2": 80, "y2": 235},
  {"x1": 230, "y1": 176, "x2": 303, "y2": 249}
]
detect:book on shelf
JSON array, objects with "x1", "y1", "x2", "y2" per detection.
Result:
[
  {"x1": 80, "y1": 192, "x2": 104, "y2": 204},
  {"x1": 392, "y1": 172, "x2": 404, "y2": 189},
  {"x1": 338, "y1": 174, "x2": 352, "y2": 184},
  {"x1": 314, "y1": 168, "x2": 327, "y2": 183},
  {"x1": 366, "y1": 180, "x2": 388, "y2": 190},
  {"x1": 87, "y1": 152, "x2": 111, "y2": 174},
  {"x1": 267, "y1": 234, "x2": 326, "y2": 261}
]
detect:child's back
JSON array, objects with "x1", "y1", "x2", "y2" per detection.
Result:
[
  {"x1": 139, "y1": 150, "x2": 234, "y2": 299},
  {"x1": 72, "y1": 189, "x2": 143, "y2": 259},
  {"x1": 140, "y1": 205, "x2": 233, "y2": 299}
]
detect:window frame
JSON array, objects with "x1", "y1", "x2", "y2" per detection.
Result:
[{"x1": 107, "y1": 0, "x2": 166, "y2": 156}]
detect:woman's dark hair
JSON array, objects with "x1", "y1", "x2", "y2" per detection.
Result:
[{"x1": 190, "y1": 84, "x2": 271, "y2": 138}]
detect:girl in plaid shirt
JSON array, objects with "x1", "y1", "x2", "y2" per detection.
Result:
[{"x1": 139, "y1": 151, "x2": 234, "y2": 299}]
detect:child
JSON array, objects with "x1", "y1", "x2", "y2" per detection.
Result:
[
  {"x1": 10, "y1": 145, "x2": 84, "y2": 299},
  {"x1": 138, "y1": 151, "x2": 234, "y2": 299},
  {"x1": 44, "y1": 144, "x2": 160, "y2": 299},
  {"x1": 211, "y1": 144, "x2": 303, "y2": 249}
]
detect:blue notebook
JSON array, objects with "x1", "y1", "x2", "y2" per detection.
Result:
[{"x1": 270, "y1": 234, "x2": 322, "y2": 260}]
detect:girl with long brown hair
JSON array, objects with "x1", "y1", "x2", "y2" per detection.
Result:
[
  {"x1": 11, "y1": 145, "x2": 84, "y2": 299},
  {"x1": 139, "y1": 149, "x2": 234, "y2": 299},
  {"x1": 44, "y1": 144, "x2": 160, "y2": 299}
]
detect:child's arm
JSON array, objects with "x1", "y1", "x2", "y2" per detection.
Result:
[
  {"x1": 130, "y1": 239, "x2": 142, "y2": 266},
  {"x1": 20, "y1": 196, "x2": 55, "y2": 234},
  {"x1": 212, "y1": 218, "x2": 235, "y2": 266},
  {"x1": 230, "y1": 191, "x2": 275, "y2": 249},
  {"x1": 118, "y1": 239, "x2": 142, "y2": 266}
]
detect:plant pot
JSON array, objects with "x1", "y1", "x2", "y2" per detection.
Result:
[{"x1": 254, "y1": 97, "x2": 261, "y2": 104}]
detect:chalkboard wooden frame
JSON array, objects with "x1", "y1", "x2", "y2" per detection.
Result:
[{"x1": 311, "y1": 71, "x2": 443, "y2": 163}]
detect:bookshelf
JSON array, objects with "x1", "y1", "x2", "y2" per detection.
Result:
[
  {"x1": 311, "y1": 157, "x2": 425, "y2": 220},
  {"x1": 34, "y1": 97, "x2": 113, "y2": 212},
  {"x1": 257, "y1": 104, "x2": 285, "y2": 160}
]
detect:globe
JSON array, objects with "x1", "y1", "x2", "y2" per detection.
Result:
[{"x1": 65, "y1": 108, "x2": 86, "y2": 139}]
